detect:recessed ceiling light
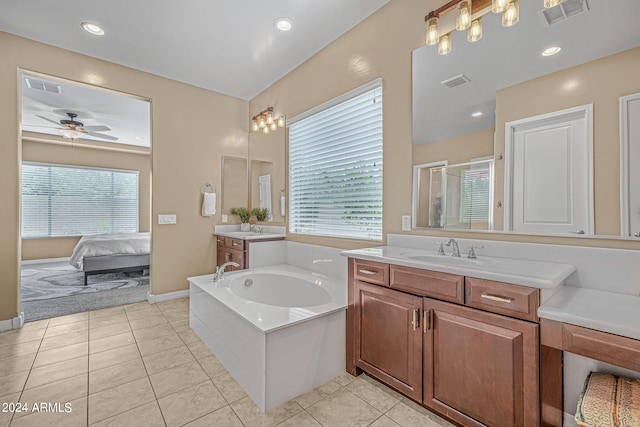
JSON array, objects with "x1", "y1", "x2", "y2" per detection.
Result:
[
  {"x1": 274, "y1": 18, "x2": 293, "y2": 32},
  {"x1": 472, "y1": 111, "x2": 483, "y2": 117},
  {"x1": 81, "y1": 22, "x2": 104, "y2": 36},
  {"x1": 542, "y1": 46, "x2": 562, "y2": 57}
]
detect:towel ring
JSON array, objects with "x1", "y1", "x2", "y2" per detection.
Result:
[{"x1": 201, "y1": 182, "x2": 216, "y2": 194}]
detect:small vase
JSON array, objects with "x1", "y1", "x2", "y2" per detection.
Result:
[{"x1": 240, "y1": 223, "x2": 250, "y2": 231}]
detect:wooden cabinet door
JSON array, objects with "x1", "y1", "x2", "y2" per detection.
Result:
[
  {"x1": 217, "y1": 249, "x2": 245, "y2": 270},
  {"x1": 355, "y1": 280, "x2": 422, "y2": 401},
  {"x1": 423, "y1": 298, "x2": 539, "y2": 427}
]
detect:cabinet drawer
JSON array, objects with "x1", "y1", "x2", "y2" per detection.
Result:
[
  {"x1": 224, "y1": 237, "x2": 245, "y2": 251},
  {"x1": 465, "y1": 277, "x2": 539, "y2": 322},
  {"x1": 353, "y1": 259, "x2": 389, "y2": 286},
  {"x1": 390, "y1": 266, "x2": 463, "y2": 304},
  {"x1": 215, "y1": 235, "x2": 225, "y2": 246},
  {"x1": 563, "y1": 324, "x2": 640, "y2": 372}
]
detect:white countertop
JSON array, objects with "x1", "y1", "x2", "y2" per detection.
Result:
[
  {"x1": 342, "y1": 246, "x2": 575, "y2": 289},
  {"x1": 538, "y1": 286, "x2": 640, "y2": 341},
  {"x1": 188, "y1": 265, "x2": 346, "y2": 333},
  {"x1": 214, "y1": 230, "x2": 286, "y2": 240}
]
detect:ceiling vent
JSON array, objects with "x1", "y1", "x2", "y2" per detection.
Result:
[
  {"x1": 24, "y1": 78, "x2": 62, "y2": 94},
  {"x1": 441, "y1": 74, "x2": 471, "y2": 88},
  {"x1": 539, "y1": 0, "x2": 589, "y2": 26}
]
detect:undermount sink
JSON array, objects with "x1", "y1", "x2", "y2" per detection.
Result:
[{"x1": 398, "y1": 252, "x2": 486, "y2": 266}]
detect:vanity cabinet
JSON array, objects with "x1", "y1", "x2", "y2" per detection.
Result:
[
  {"x1": 347, "y1": 258, "x2": 541, "y2": 427},
  {"x1": 354, "y1": 280, "x2": 422, "y2": 401},
  {"x1": 215, "y1": 235, "x2": 246, "y2": 270}
]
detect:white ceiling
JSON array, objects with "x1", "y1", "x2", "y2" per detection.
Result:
[
  {"x1": 0, "y1": 0, "x2": 389, "y2": 100},
  {"x1": 412, "y1": 0, "x2": 640, "y2": 144}
]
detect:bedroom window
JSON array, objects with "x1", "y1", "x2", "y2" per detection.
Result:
[
  {"x1": 21, "y1": 162, "x2": 139, "y2": 238},
  {"x1": 288, "y1": 79, "x2": 383, "y2": 241}
]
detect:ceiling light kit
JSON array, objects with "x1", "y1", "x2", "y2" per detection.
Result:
[
  {"x1": 251, "y1": 107, "x2": 286, "y2": 134},
  {"x1": 274, "y1": 18, "x2": 293, "y2": 32},
  {"x1": 425, "y1": 0, "x2": 563, "y2": 55},
  {"x1": 38, "y1": 112, "x2": 117, "y2": 142},
  {"x1": 81, "y1": 22, "x2": 104, "y2": 36}
]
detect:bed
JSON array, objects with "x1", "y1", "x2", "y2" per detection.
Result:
[{"x1": 69, "y1": 232, "x2": 150, "y2": 285}]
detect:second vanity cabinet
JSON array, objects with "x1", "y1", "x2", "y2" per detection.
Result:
[{"x1": 348, "y1": 258, "x2": 541, "y2": 427}]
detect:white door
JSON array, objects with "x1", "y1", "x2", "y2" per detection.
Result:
[
  {"x1": 505, "y1": 105, "x2": 593, "y2": 235},
  {"x1": 620, "y1": 93, "x2": 640, "y2": 238}
]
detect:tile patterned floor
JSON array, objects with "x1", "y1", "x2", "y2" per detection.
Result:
[{"x1": 0, "y1": 298, "x2": 455, "y2": 427}]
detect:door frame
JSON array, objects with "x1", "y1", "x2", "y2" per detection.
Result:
[
  {"x1": 412, "y1": 161, "x2": 447, "y2": 229},
  {"x1": 620, "y1": 92, "x2": 640, "y2": 237},
  {"x1": 503, "y1": 104, "x2": 594, "y2": 234}
]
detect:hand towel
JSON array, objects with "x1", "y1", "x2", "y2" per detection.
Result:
[{"x1": 202, "y1": 192, "x2": 216, "y2": 216}]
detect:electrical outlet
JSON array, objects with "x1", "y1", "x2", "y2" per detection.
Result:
[
  {"x1": 158, "y1": 214, "x2": 177, "y2": 225},
  {"x1": 401, "y1": 215, "x2": 411, "y2": 231}
]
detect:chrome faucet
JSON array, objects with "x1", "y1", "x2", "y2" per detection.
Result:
[
  {"x1": 467, "y1": 244, "x2": 484, "y2": 259},
  {"x1": 445, "y1": 238, "x2": 461, "y2": 257},
  {"x1": 251, "y1": 225, "x2": 263, "y2": 234},
  {"x1": 213, "y1": 262, "x2": 240, "y2": 281}
]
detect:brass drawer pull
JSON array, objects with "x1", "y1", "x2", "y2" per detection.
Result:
[
  {"x1": 358, "y1": 269, "x2": 377, "y2": 276},
  {"x1": 481, "y1": 294, "x2": 514, "y2": 303},
  {"x1": 412, "y1": 309, "x2": 420, "y2": 331},
  {"x1": 232, "y1": 242, "x2": 241, "y2": 246}
]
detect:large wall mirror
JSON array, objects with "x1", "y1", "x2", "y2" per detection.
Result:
[
  {"x1": 221, "y1": 156, "x2": 248, "y2": 213},
  {"x1": 412, "y1": 0, "x2": 640, "y2": 238}
]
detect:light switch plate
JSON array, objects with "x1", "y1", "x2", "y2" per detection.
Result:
[
  {"x1": 401, "y1": 215, "x2": 411, "y2": 231},
  {"x1": 158, "y1": 214, "x2": 177, "y2": 225},
  {"x1": 222, "y1": 214, "x2": 228, "y2": 223}
]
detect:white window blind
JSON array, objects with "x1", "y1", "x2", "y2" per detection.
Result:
[
  {"x1": 288, "y1": 82, "x2": 383, "y2": 240},
  {"x1": 21, "y1": 162, "x2": 139, "y2": 238},
  {"x1": 459, "y1": 160, "x2": 493, "y2": 224}
]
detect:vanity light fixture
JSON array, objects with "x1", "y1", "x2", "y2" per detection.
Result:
[
  {"x1": 542, "y1": 46, "x2": 562, "y2": 56},
  {"x1": 425, "y1": 15, "x2": 440, "y2": 45},
  {"x1": 467, "y1": 18, "x2": 483, "y2": 42},
  {"x1": 492, "y1": 0, "x2": 508, "y2": 13},
  {"x1": 456, "y1": 0, "x2": 472, "y2": 31},
  {"x1": 438, "y1": 33, "x2": 452, "y2": 55},
  {"x1": 502, "y1": 0, "x2": 519, "y2": 27},
  {"x1": 251, "y1": 107, "x2": 286, "y2": 133},
  {"x1": 81, "y1": 22, "x2": 104, "y2": 36}
]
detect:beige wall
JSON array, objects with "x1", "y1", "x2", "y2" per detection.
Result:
[
  {"x1": 20, "y1": 137, "x2": 151, "y2": 260},
  {"x1": 494, "y1": 47, "x2": 640, "y2": 235},
  {"x1": 0, "y1": 31, "x2": 248, "y2": 322},
  {"x1": 249, "y1": 1, "x2": 640, "y2": 252}
]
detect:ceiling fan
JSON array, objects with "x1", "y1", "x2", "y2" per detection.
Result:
[{"x1": 36, "y1": 112, "x2": 118, "y2": 141}]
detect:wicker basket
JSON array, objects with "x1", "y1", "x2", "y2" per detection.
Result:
[{"x1": 575, "y1": 372, "x2": 640, "y2": 427}]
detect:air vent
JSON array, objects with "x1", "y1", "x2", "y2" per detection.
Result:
[
  {"x1": 24, "y1": 78, "x2": 62, "y2": 94},
  {"x1": 441, "y1": 74, "x2": 471, "y2": 88},
  {"x1": 539, "y1": 0, "x2": 589, "y2": 26}
]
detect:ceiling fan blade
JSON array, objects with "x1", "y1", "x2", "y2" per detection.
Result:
[
  {"x1": 36, "y1": 115, "x2": 62, "y2": 126},
  {"x1": 86, "y1": 131, "x2": 119, "y2": 141},
  {"x1": 82, "y1": 125, "x2": 111, "y2": 132}
]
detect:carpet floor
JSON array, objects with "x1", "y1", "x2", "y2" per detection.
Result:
[{"x1": 21, "y1": 261, "x2": 149, "y2": 321}]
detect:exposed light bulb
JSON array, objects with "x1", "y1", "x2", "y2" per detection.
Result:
[
  {"x1": 270, "y1": 122, "x2": 277, "y2": 131},
  {"x1": 544, "y1": 0, "x2": 563, "y2": 8},
  {"x1": 252, "y1": 120, "x2": 259, "y2": 132},
  {"x1": 456, "y1": 0, "x2": 472, "y2": 31},
  {"x1": 438, "y1": 34, "x2": 452, "y2": 55},
  {"x1": 502, "y1": 0, "x2": 519, "y2": 27},
  {"x1": 258, "y1": 117, "x2": 266, "y2": 128},
  {"x1": 467, "y1": 19, "x2": 482, "y2": 42},
  {"x1": 277, "y1": 116, "x2": 286, "y2": 127},
  {"x1": 491, "y1": 0, "x2": 508, "y2": 13},
  {"x1": 266, "y1": 111, "x2": 274, "y2": 125},
  {"x1": 263, "y1": 125, "x2": 270, "y2": 134},
  {"x1": 425, "y1": 16, "x2": 440, "y2": 46}
]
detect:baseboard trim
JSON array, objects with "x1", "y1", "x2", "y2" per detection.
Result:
[
  {"x1": 0, "y1": 312, "x2": 25, "y2": 332},
  {"x1": 147, "y1": 289, "x2": 189, "y2": 304},
  {"x1": 21, "y1": 257, "x2": 70, "y2": 265}
]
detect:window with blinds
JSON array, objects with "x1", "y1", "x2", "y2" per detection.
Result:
[
  {"x1": 459, "y1": 159, "x2": 493, "y2": 225},
  {"x1": 288, "y1": 81, "x2": 383, "y2": 241},
  {"x1": 21, "y1": 162, "x2": 139, "y2": 238}
]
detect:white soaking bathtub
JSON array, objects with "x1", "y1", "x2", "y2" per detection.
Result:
[{"x1": 188, "y1": 264, "x2": 347, "y2": 412}]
